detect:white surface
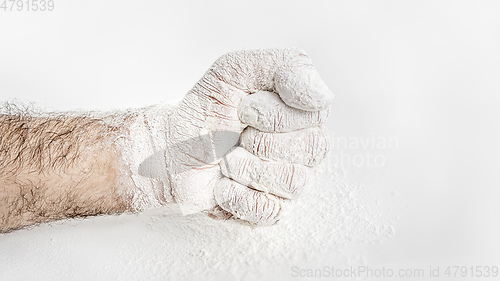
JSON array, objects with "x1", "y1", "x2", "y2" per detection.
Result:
[{"x1": 1, "y1": 1, "x2": 500, "y2": 280}]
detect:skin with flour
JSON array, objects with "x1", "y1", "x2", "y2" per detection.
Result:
[{"x1": 0, "y1": 48, "x2": 333, "y2": 232}]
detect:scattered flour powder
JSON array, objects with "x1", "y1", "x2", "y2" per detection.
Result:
[{"x1": 113, "y1": 155, "x2": 395, "y2": 281}]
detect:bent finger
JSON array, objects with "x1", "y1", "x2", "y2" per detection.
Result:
[
  {"x1": 240, "y1": 126, "x2": 330, "y2": 167},
  {"x1": 214, "y1": 177, "x2": 284, "y2": 225},
  {"x1": 238, "y1": 91, "x2": 329, "y2": 133},
  {"x1": 220, "y1": 147, "x2": 310, "y2": 199}
]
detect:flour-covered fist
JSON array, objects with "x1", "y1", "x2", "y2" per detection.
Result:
[
  {"x1": 215, "y1": 92, "x2": 330, "y2": 224},
  {"x1": 165, "y1": 48, "x2": 333, "y2": 224}
]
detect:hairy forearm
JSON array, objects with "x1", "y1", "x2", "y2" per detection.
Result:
[{"x1": 0, "y1": 106, "x2": 170, "y2": 232}]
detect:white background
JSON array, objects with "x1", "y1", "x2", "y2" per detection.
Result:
[{"x1": 1, "y1": 1, "x2": 499, "y2": 280}]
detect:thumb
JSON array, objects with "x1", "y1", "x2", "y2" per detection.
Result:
[{"x1": 274, "y1": 50, "x2": 334, "y2": 111}]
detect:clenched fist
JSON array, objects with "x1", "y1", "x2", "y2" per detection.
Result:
[{"x1": 163, "y1": 48, "x2": 333, "y2": 224}]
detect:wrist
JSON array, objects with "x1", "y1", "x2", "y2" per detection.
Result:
[{"x1": 115, "y1": 104, "x2": 174, "y2": 210}]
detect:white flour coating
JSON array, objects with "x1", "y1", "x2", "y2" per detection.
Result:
[
  {"x1": 238, "y1": 91, "x2": 329, "y2": 133},
  {"x1": 115, "y1": 104, "x2": 174, "y2": 210},
  {"x1": 241, "y1": 126, "x2": 330, "y2": 167},
  {"x1": 219, "y1": 147, "x2": 309, "y2": 199},
  {"x1": 111, "y1": 49, "x2": 334, "y2": 223},
  {"x1": 131, "y1": 48, "x2": 335, "y2": 221}
]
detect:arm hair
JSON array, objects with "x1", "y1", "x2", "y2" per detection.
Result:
[{"x1": 0, "y1": 102, "x2": 133, "y2": 232}]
